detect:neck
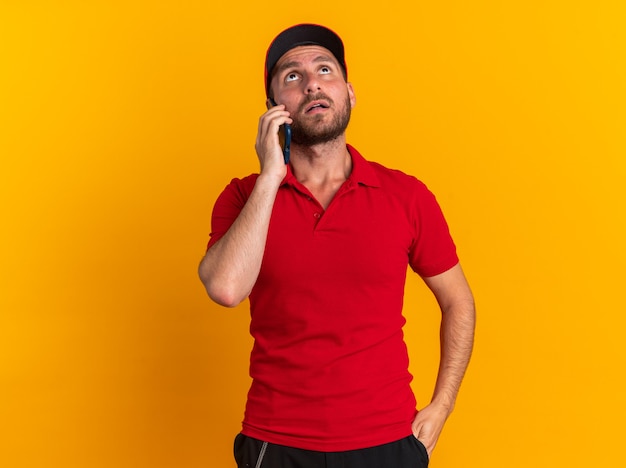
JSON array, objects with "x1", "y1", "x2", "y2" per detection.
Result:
[
  {"x1": 290, "y1": 137, "x2": 352, "y2": 185},
  {"x1": 288, "y1": 137, "x2": 352, "y2": 210}
]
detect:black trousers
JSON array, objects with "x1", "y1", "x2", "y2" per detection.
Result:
[{"x1": 233, "y1": 433, "x2": 429, "y2": 468}]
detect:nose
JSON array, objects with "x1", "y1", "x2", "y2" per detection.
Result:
[{"x1": 303, "y1": 73, "x2": 321, "y2": 94}]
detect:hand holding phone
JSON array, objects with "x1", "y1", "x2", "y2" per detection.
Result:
[{"x1": 267, "y1": 98, "x2": 291, "y2": 164}]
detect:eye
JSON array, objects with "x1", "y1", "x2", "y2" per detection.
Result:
[
  {"x1": 285, "y1": 72, "x2": 299, "y2": 82},
  {"x1": 320, "y1": 66, "x2": 331, "y2": 74}
]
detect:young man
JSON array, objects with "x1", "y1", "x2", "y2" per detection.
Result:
[{"x1": 199, "y1": 24, "x2": 475, "y2": 468}]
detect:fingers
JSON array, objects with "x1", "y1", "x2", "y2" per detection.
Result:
[
  {"x1": 415, "y1": 428, "x2": 435, "y2": 455},
  {"x1": 255, "y1": 105, "x2": 293, "y2": 174},
  {"x1": 413, "y1": 421, "x2": 433, "y2": 452},
  {"x1": 256, "y1": 105, "x2": 291, "y2": 150},
  {"x1": 412, "y1": 406, "x2": 448, "y2": 457}
]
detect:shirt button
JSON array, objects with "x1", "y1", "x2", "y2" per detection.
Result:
[{"x1": 313, "y1": 212, "x2": 321, "y2": 218}]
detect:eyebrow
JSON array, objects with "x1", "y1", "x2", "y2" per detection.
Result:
[{"x1": 275, "y1": 54, "x2": 337, "y2": 75}]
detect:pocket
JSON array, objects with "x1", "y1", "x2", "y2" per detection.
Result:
[
  {"x1": 411, "y1": 436, "x2": 430, "y2": 465},
  {"x1": 233, "y1": 433, "x2": 245, "y2": 465},
  {"x1": 233, "y1": 433, "x2": 269, "y2": 468}
]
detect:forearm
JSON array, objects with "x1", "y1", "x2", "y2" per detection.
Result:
[
  {"x1": 198, "y1": 173, "x2": 282, "y2": 307},
  {"x1": 431, "y1": 296, "x2": 475, "y2": 413},
  {"x1": 411, "y1": 268, "x2": 475, "y2": 456}
]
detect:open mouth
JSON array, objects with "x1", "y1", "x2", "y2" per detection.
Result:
[{"x1": 305, "y1": 101, "x2": 330, "y2": 113}]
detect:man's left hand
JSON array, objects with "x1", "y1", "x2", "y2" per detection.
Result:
[{"x1": 411, "y1": 402, "x2": 451, "y2": 457}]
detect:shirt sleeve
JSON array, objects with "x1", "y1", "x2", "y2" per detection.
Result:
[
  {"x1": 206, "y1": 175, "x2": 257, "y2": 251},
  {"x1": 408, "y1": 180, "x2": 459, "y2": 277}
]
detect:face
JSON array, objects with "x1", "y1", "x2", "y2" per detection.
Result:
[{"x1": 270, "y1": 45, "x2": 356, "y2": 146}]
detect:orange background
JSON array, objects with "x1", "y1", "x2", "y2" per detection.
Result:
[{"x1": 1, "y1": 1, "x2": 624, "y2": 467}]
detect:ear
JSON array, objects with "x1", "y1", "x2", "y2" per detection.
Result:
[{"x1": 347, "y1": 82, "x2": 356, "y2": 108}]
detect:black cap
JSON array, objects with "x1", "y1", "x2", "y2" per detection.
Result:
[{"x1": 264, "y1": 24, "x2": 347, "y2": 96}]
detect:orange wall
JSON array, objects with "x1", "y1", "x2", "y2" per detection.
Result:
[{"x1": 1, "y1": 1, "x2": 624, "y2": 467}]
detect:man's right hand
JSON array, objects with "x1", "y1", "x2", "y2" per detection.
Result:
[
  {"x1": 199, "y1": 105, "x2": 291, "y2": 307},
  {"x1": 255, "y1": 103, "x2": 292, "y2": 179}
]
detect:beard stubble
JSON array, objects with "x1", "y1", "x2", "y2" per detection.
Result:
[{"x1": 290, "y1": 92, "x2": 352, "y2": 146}]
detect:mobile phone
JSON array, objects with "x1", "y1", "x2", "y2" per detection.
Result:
[{"x1": 267, "y1": 98, "x2": 291, "y2": 164}]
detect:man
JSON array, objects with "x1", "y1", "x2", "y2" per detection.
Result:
[{"x1": 199, "y1": 24, "x2": 475, "y2": 468}]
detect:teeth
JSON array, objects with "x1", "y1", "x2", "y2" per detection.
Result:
[{"x1": 306, "y1": 102, "x2": 328, "y2": 112}]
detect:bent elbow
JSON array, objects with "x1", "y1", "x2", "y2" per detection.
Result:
[
  {"x1": 198, "y1": 270, "x2": 248, "y2": 308},
  {"x1": 207, "y1": 287, "x2": 247, "y2": 308},
  {"x1": 198, "y1": 254, "x2": 251, "y2": 307}
]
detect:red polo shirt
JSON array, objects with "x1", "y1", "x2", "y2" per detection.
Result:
[{"x1": 207, "y1": 145, "x2": 458, "y2": 451}]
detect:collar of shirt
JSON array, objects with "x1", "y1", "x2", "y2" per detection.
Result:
[{"x1": 280, "y1": 144, "x2": 382, "y2": 189}]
